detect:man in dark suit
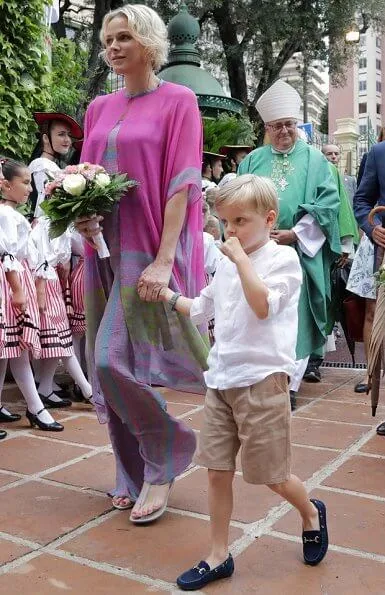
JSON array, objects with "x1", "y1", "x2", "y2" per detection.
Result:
[{"x1": 354, "y1": 141, "x2": 385, "y2": 436}]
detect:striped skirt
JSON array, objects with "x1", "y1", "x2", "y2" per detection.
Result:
[
  {"x1": 39, "y1": 277, "x2": 74, "y2": 359},
  {"x1": 0, "y1": 261, "x2": 40, "y2": 359},
  {"x1": 69, "y1": 258, "x2": 85, "y2": 335}
]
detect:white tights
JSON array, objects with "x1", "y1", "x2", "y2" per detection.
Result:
[
  {"x1": 0, "y1": 352, "x2": 55, "y2": 424},
  {"x1": 72, "y1": 334, "x2": 83, "y2": 364},
  {"x1": 38, "y1": 355, "x2": 91, "y2": 400}
]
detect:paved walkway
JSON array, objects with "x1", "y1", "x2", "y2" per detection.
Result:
[{"x1": 0, "y1": 368, "x2": 384, "y2": 594}]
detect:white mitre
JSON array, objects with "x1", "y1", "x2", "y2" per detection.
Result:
[{"x1": 256, "y1": 80, "x2": 302, "y2": 123}]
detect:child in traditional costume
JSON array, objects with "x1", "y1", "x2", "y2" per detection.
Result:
[{"x1": 0, "y1": 157, "x2": 63, "y2": 431}]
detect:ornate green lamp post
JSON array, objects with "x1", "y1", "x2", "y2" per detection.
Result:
[{"x1": 159, "y1": 3, "x2": 243, "y2": 118}]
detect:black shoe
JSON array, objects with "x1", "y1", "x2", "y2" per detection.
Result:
[
  {"x1": 176, "y1": 554, "x2": 234, "y2": 591},
  {"x1": 52, "y1": 388, "x2": 72, "y2": 400},
  {"x1": 39, "y1": 392, "x2": 72, "y2": 409},
  {"x1": 26, "y1": 408, "x2": 64, "y2": 432},
  {"x1": 303, "y1": 499, "x2": 328, "y2": 566},
  {"x1": 0, "y1": 429, "x2": 7, "y2": 440},
  {"x1": 376, "y1": 422, "x2": 385, "y2": 436},
  {"x1": 303, "y1": 365, "x2": 321, "y2": 383},
  {"x1": 71, "y1": 384, "x2": 89, "y2": 403},
  {"x1": 0, "y1": 406, "x2": 21, "y2": 422},
  {"x1": 290, "y1": 390, "x2": 297, "y2": 411},
  {"x1": 354, "y1": 382, "x2": 368, "y2": 394}
]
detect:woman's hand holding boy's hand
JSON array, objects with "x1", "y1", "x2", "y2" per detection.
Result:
[
  {"x1": 220, "y1": 237, "x2": 247, "y2": 264},
  {"x1": 137, "y1": 260, "x2": 172, "y2": 302},
  {"x1": 159, "y1": 287, "x2": 174, "y2": 302}
]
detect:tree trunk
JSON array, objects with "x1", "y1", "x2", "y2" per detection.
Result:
[
  {"x1": 83, "y1": 0, "x2": 124, "y2": 109},
  {"x1": 51, "y1": 0, "x2": 71, "y2": 39},
  {"x1": 211, "y1": 2, "x2": 248, "y2": 104}
]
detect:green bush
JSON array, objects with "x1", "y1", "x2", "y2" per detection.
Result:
[
  {"x1": 0, "y1": 0, "x2": 50, "y2": 160},
  {"x1": 203, "y1": 113, "x2": 256, "y2": 153}
]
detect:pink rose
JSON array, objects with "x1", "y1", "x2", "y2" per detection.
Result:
[
  {"x1": 64, "y1": 165, "x2": 79, "y2": 174},
  {"x1": 82, "y1": 169, "x2": 96, "y2": 181}
]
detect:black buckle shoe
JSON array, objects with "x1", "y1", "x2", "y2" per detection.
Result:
[
  {"x1": 39, "y1": 392, "x2": 72, "y2": 409},
  {"x1": 0, "y1": 407, "x2": 21, "y2": 422},
  {"x1": 0, "y1": 429, "x2": 7, "y2": 440},
  {"x1": 176, "y1": 554, "x2": 234, "y2": 591},
  {"x1": 303, "y1": 499, "x2": 328, "y2": 566},
  {"x1": 376, "y1": 421, "x2": 385, "y2": 436},
  {"x1": 26, "y1": 408, "x2": 64, "y2": 432}
]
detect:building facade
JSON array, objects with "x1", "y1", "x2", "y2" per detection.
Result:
[
  {"x1": 329, "y1": 27, "x2": 385, "y2": 159},
  {"x1": 280, "y1": 54, "x2": 328, "y2": 128}
]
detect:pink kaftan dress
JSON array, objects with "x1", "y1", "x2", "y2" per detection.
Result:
[{"x1": 81, "y1": 81, "x2": 208, "y2": 498}]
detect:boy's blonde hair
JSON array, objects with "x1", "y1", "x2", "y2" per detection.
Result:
[
  {"x1": 215, "y1": 174, "x2": 279, "y2": 215},
  {"x1": 100, "y1": 4, "x2": 169, "y2": 71}
]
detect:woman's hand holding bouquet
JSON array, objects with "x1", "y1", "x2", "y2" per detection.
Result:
[{"x1": 41, "y1": 163, "x2": 137, "y2": 259}]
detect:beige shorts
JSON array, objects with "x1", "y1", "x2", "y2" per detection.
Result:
[{"x1": 194, "y1": 373, "x2": 291, "y2": 485}]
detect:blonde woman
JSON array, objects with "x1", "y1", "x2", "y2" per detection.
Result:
[{"x1": 76, "y1": 5, "x2": 208, "y2": 523}]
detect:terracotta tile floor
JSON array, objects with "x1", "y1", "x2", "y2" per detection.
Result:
[{"x1": 0, "y1": 368, "x2": 384, "y2": 593}]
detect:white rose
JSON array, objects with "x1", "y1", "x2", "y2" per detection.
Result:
[
  {"x1": 62, "y1": 174, "x2": 86, "y2": 196},
  {"x1": 94, "y1": 173, "x2": 111, "y2": 188}
]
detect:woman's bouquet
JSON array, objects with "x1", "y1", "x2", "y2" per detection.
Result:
[{"x1": 40, "y1": 163, "x2": 138, "y2": 259}]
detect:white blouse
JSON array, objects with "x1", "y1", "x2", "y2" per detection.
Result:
[
  {"x1": 30, "y1": 218, "x2": 71, "y2": 280},
  {"x1": 70, "y1": 230, "x2": 85, "y2": 257},
  {"x1": 190, "y1": 240, "x2": 302, "y2": 390},
  {"x1": 203, "y1": 232, "x2": 222, "y2": 277},
  {"x1": 29, "y1": 157, "x2": 60, "y2": 218},
  {"x1": 0, "y1": 205, "x2": 38, "y2": 272}
]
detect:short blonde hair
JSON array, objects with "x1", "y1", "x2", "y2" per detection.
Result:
[
  {"x1": 215, "y1": 174, "x2": 279, "y2": 215},
  {"x1": 100, "y1": 4, "x2": 169, "y2": 71}
]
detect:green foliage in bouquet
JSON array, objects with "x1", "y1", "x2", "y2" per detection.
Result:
[{"x1": 40, "y1": 171, "x2": 137, "y2": 239}]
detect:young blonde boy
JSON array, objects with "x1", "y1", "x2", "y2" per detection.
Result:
[{"x1": 146, "y1": 174, "x2": 328, "y2": 590}]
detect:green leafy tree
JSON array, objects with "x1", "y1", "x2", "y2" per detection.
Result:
[
  {"x1": 56, "y1": 0, "x2": 385, "y2": 142},
  {"x1": 319, "y1": 102, "x2": 329, "y2": 135},
  {"x1": 197, "y1": 0, "x2": 385, "y2": 141},
  {"x1": 50, "y1": 36, "x2": 88, "y2": 117},
  {"x1": 0, "y1": 0, "x2": 50, "y2": 159}
]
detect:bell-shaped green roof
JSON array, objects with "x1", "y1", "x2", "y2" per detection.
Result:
[{"x1": 159, "y1": 3, "x2": 243, "y2": 117}]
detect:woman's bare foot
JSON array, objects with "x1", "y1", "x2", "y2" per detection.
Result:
[
  {"x1": 111, "y1": 495, "x2": 134, "y2": 510},
  {"x1": 130, "y1": 482, "x2": 172, "y2": 519}
]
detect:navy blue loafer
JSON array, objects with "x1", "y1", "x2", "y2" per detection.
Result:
[
  {"x1": 176, "y1": 554, "x2": 234, "y2": 591},
  {"x1": 303, "y1": 499, "x2": 328, "y2": 566}
]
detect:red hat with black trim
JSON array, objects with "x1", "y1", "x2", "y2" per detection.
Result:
[
  {"x1": 33, "y1": 112, "x2": 83, "y2": 140},
  {"x1": 219, "y1": 145, "x2": 253, "y2": 156},
  {"x1": 203, "y1": 151, "x2": 226, "y2": 160}
]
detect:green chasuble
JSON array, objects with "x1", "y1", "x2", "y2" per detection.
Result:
[
  {"x1": 329, "y1": 163, "x2": 359, "y2": 245},
  {"x1": 238, "y1": 139, "x2": 341, "y2": 359}
]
